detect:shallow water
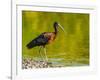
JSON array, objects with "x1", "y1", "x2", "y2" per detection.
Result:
[{"x1": 23, "y1": 52, "x2": 89, "y2": 67}]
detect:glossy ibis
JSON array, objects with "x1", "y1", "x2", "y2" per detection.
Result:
[{"x1": 26, "y1": 22, "x2": 65, "y2": 62}]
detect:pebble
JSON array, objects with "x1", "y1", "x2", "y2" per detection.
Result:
[{"x1": 22, "y1": 58, "x2": 53, "y2": 69}]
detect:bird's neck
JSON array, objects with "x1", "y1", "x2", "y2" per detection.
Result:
[{"x1": 54, "y1": 26, "x2": 58, "y2": 34}]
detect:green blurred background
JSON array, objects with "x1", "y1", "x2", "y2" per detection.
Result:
[{"x1": 22, "y1": 11, "x2": 89, "y2": 67}]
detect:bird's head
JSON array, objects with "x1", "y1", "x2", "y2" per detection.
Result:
[{"x1": 54, "y1": 22, "x2": 66, "y2": 33}]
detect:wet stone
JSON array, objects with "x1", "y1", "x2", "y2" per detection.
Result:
[{"x1": 22, "y1": 58, "x2": 53, "y2": 69}]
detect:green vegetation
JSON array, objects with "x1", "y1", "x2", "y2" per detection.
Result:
[{"x1": 22, "y1": 11, "x2": 89, "y2": 67}]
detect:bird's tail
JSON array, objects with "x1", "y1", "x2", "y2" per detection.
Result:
[{"x1": 26, "y1": 40, "x2": 37, "y2": 49}]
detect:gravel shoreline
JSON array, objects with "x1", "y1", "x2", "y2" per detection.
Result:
[{"x1": 22, "y1": 58, "x2": 53, "y2": 69}]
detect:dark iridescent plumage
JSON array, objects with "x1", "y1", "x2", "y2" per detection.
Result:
[
  {"x1": 27, "y1": 33, "x2": 49, "y2": 49},
  {"x1": 26, "y1": 22, "x2": 59, "y2": 49}
]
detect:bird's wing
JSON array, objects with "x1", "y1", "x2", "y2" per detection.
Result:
[
  {"x1": 35, "y1": 33, "x2": 49, "y2": 45},
  {"x1": 26, "y1": 33, "x2": 49, "y2": 49}
]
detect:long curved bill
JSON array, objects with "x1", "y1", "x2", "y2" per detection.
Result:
[{"x1": 58, "y1": 23, "x2": 66, "y2": 34}]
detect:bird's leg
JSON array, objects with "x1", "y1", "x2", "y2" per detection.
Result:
[
  {"x1": 43, "y1": 46, "x2": 48, "y2": 62},
  {"x1": 39, "y1": 46, "x2": 45, "y2": 61}
]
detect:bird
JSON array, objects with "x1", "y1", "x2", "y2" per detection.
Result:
[{"x1": 26, "y1": 22, "x2": 65, "y2": 62}]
